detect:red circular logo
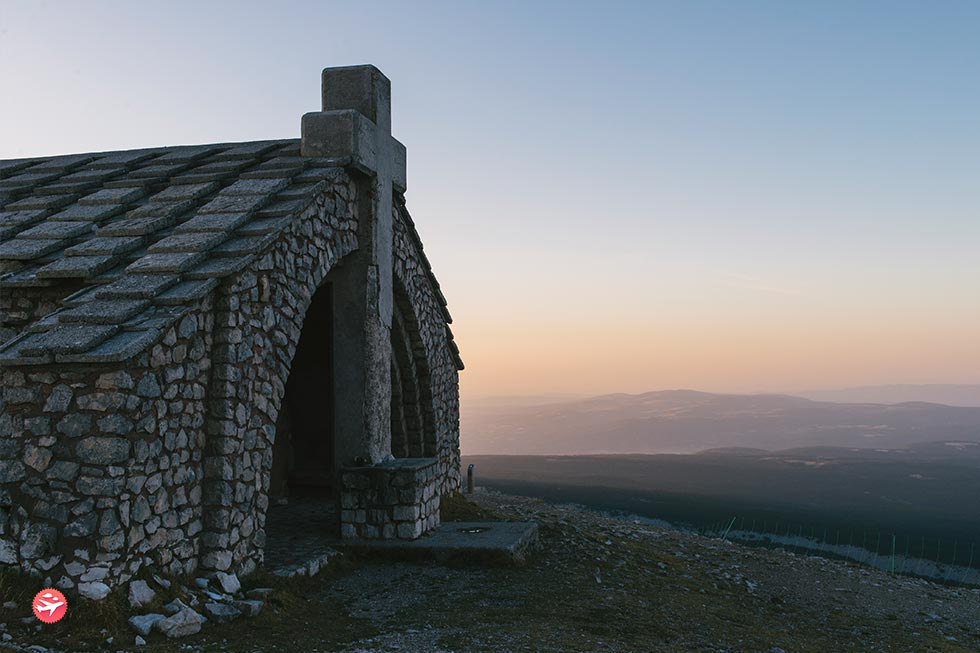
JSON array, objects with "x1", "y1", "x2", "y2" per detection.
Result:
[{"x1": 32, "y1": 588, "x2": 67, "y2": 624}]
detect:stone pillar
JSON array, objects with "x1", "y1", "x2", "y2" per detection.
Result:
[{"x1": 301, "y1": 65, "x2": 407, "y2": 470}]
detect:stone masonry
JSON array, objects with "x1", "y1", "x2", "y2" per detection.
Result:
[
  {"x1": 0, "y1": 65, "x2": 463, "y2": 595},
  {"x1": 340, "y1": 458, "x2": 440, "y2": 540}
]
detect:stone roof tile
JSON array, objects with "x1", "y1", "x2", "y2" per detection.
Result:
[
  {"x1": 0, "y1": 160, "x2": 40, "y2": 177},
  {"x1": 149, "y1": 182, "x2": 219, "y2": 202},
  {"x1": 48, "y1": 204, "x2": 124, "y2": 222},
  {"x1": 126, "y1": 251, "x2": 206, "y2": 274},
  {"x1": 0, "y1": 332, "x2": 54, "y2": 365},
  {"x1": 196, "y1": 194, "x2": 268, "y2": 215},
  {"x1": 0, "y1": 171, "x2": 62, "y2": 189},
  {"x1": 18, "y1": 324, "x2": 119, "y2": 355},
  {"x1": 97, "y1": 216, "x2": 176, "y2": 237},
  {"x1": 148, "y1": 231, "x2": 227, "y2": 254},
  {"x1": 154, "y1": 145, "x2": 227, "y2": 164},
  {"x1": 125, "y1": 200, "x2": 196, "y2": 219},
  {"x1": 17, "y1": 221, "x2": 95, "y2": 240},
  {"x1": 65, "y1": 236, "x2": 144, "y2": 257},
  {"x1": 95, "y1": 274, "x2": 179, "y2": 300},
  {"x1": 78, "y1": 187, "x2": 145, "y2": 205},
  {"x1": 252, "y1": 198, "x2": 310, "y2": 218},
  {"x1": 3, "y1": 194, "x2": 78, "y2": 211},
  {"x1": 42, "y1": 180, "x2": 103, "y2": 195},
  {"x1": 59, "y1": 299, "x2": 150, "y2": 324},
  {"x1": 221, "y1": 178, "x2": 291, "y2": 196},
  {"x1": 212, "y1": 141, "x2": 282, "y2": 160},
  {"x1": 35, "y1": 254, "x2": 119, "y2": 279},
  {"x1": 235, "y1": 217, "x2": 293, "y2": 237},
  {"x1": 27, "y1": 154, "x2": 98, "y2": 171},
  {"x1": 60, "y1": 285, "x2": 103, "y2": 306},
  {"x1": 153, "y1": 278, "x2": 218, "y2": 306},
  {"x1": 121, "y1": 305, "x2": 189, "y2": 331},
  {"x1": 0, "y1": 238, "x2": 67, "y2": 260},
  {"x1": 129, "y1": 163, "x2": 191, "y2": 179},
  {"x1": 0, "y1": 266, "x2": 56, "y2": 288},
  {"x1": 87, "y1": 150, "x2": 161, "y2": 169},
  {"x1": 210, "y1": 233, "x2": 278, "y2": 256},
  {"x1": 0, "y1": 210, "x2": 46, "y2": 240},
  {"x1": 183, "y1": 256, "x2": 251, "y2": 279},
  {"x1": 60, "y1": 169, "x2": 125, "y2": 183},
  {"x1": 173, "y1": 212, "x2": 251, "y2": 234},
  {"x1": 55, "y1": 328, "x2": 164, "y2": 364}
]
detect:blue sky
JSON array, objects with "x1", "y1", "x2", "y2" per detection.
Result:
[{"x1": 2, "y1": 1, "x2": 978, "y2": 396}]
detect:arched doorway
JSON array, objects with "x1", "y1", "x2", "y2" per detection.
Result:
[{"x1": 266, "y1": 282, "x2": 339, "y2": 548}]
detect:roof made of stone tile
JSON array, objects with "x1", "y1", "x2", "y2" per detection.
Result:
[{"x1": 0, "y1": 139, "x2": 349, "y2": 366}]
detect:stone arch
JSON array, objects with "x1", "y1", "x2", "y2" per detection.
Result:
[
  {"x1": 198, "y1": 184, "x2": 357, "y2": 575},
  {"x1": 389, "y1": 277, "x2": 436, "y2": 459},
  {"x1": 391, "y1": 199, "x2": 463, "y2": 494}
]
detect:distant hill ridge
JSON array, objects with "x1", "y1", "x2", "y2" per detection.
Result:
[{"x1": 461, "y1": 388, "x2": 980, "y2": 455}]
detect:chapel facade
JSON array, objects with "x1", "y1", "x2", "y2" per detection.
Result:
[{"x1": 0, "y1": 66, "x2": 462, "y2": 593}]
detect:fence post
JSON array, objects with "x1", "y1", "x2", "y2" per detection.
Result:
[
  {"x1": 891, "y1": 534, "x2": 896, "y2": 575},
  {"x1": 961, "y1": 543, "x2": 975, "y2": 585},
  {"x1": 721, "y1": 516, "x2": 737, "y2": 540}
]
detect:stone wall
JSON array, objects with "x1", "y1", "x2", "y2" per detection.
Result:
[
  {"x1": 391, "y1": 198, "x2": 462, "y2": 496},
  {"x1": 0, "y1": 305, "x2": 213, "y2": 596}
]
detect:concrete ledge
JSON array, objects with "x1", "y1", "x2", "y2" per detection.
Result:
[{"x1": 329, "y1": 521, "x2": 539, "y2": 565}]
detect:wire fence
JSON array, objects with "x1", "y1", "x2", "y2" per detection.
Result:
[{"x1": 699, "y1": 516, "x2": 980, "y2": 587}]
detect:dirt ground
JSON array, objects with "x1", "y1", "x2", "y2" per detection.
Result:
[{"x1": 4, "y1": 490, "x2": 980, "y2": 653}]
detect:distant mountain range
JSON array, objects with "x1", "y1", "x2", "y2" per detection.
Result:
[
  {"x1": 461, "y1": 389, "x2": 980, "y2": 455},
  {"x1": 797, "y1": 384, "x2": 980, "y2": 407}
]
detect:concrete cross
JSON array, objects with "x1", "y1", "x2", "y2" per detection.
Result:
[
  {"x1": 301, "y1": 65, "x2": 406, "y2": 324},
  {"x1": 300, "y1": 65, "x2": 407, "y2": 467},
  {"x1": 301, "y1": 65, "x2": 406, "y2": 191}
]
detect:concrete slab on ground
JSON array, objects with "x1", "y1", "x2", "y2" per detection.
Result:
[
  {"x1": 264, "y1": 496, "x2": 341, "y2": 578},
  {"x1": 331, "y1": 521, "x2": 539, "y2": 564}
]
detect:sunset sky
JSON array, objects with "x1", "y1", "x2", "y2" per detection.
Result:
[{"x1": 2, "y1": 1, "x2": 978, "y2": 399}]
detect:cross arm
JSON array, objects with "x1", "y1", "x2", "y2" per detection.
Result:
[{"x1": 301, "y1": 111, "x2": 407, "y2": 192}]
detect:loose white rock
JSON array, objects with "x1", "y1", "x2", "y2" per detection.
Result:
[
  {"x1": 155, "y1": 606, "x2": 204, "y2": 639},
  {"x1": 128, "y1": 580, "x2": 156, "y2": 608},
  {"x1": 128, "y1": 613, "x2": 165, "y2": 637},
  {"x1": 203, "y1": 601, "x2": 241, "y2": 623},
  {"x1": 215, "y1": 571, "x2": 241, "y2": 594},
  {"x1": 231, "y1": 599, "x2": 263, "y2": 617},
  {"x1": 78, "y1": 582, "x2": 110, "y2": 601}
]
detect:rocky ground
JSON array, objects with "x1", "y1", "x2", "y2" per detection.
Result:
[{"x1": 2, "y1": 490, "x2": 979, "y2": 652}]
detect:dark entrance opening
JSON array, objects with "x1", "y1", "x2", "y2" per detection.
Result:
[
  {"x1": 266, "y1": 283, "x2": 339, "y2": 564},
  {"x1": 274, "y1": 282, "x2": 335, "y2": 495}
]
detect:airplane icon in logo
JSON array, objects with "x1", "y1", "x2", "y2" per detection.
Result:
[
  {"x1": 32, "y1": 589, "x2": 67, "y2": 623},
  {"x1": 34, "y1": 592, "x2": 64, "y2": 616}
]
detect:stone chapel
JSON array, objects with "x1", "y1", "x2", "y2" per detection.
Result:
[{"x1": 0, "y1": 65, "x2": 463, "y2": 593}]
